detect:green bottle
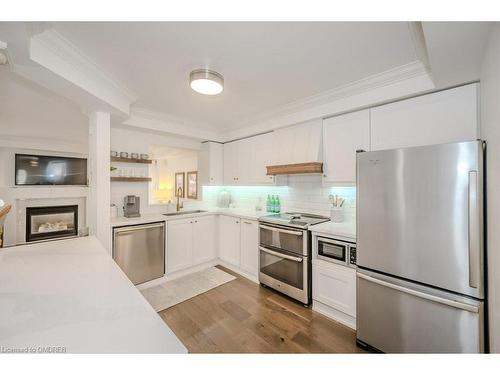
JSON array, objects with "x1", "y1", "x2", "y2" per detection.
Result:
[
  {"x1": 275, "y1": 196, "x2": 281, "y2": 213},
  {"x1": 271, "y1": 195, "x2": 277, "y2": 213},
  {"x1": 266, "y1": 195, "x2": 272, "y2": 212}
]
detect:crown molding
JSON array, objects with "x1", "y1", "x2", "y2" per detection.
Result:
[
  {"x1": 223, "y1": 60, "x2": 435, "y2": 141},
  {"x1": 231, "y1": 60, "x2": 431, "y2": 132},
  {"x1": 123, "y1": 107, "x2": 224, "y2": 142},
  {"x1": 29, "y1": 29, "x2": 138, "y2": 115}
]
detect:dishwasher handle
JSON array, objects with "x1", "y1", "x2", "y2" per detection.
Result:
[{"x1": 114, "y1": 222, "x2": 165, "y2": 234}]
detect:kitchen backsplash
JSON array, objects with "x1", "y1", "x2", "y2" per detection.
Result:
[{"x1": 202, "y1": 175, "x2": 356, "y2": 222}]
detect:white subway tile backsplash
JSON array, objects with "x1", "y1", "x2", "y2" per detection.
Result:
[{"x1": 201, "y1": 175, "x2": 356, "y2": 223}]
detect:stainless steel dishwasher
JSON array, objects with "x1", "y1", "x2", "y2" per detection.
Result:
[{"x1": 112, "y1": 222, "x2": 165, "y2": 285}]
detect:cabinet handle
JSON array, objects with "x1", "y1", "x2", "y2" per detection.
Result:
[
  {"x1": 236, "y1": 221, "x2": 239, "y2": 224},
  {"x1": 243, "y1": 221, "x2": 252, "y2": 224}
]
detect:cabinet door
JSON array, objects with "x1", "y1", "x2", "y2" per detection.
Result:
[
  {"x1": 192, "y1": 215, "x2": 216, "y2": 265},
  {"x1": 313, "y1": 261, "x2": 356, "y2": 317},
  {"x1": 250, "y1": 133, "x2": 275, "y2": 185},
  {"x1": 166, "y1": 218, "x2": 193, "y2": 273},
  {"x1": 323, "y1": 109, "x2": 370, "y2": 183},
  {"x1": 223, "y1": 141, "x2": 239, "y2": 185},
  {"x1": 239, "y1": 219, "x2": 259, "y2": 277},
  {"x1": 199, "y1": 142, "x2": 223, "y2": 186},
  {"x1": 218, "y1": 215, "x2": 241, "y2": 267},
  {"x1": 370, "y1": 83, "x2": 479, "y2": 151}
]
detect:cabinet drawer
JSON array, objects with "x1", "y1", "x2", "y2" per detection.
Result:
[{"x1": 312, "y1": 261, "x2": 356, "y2": 317}]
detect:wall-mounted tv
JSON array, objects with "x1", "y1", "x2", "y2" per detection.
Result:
[{"x1": 15, "y1": 154, "x2": 88, "y2": 186}]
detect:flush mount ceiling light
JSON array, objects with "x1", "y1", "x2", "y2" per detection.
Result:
[{"x1": 189, "y1": 69, "x2": 224, "y2": 95}]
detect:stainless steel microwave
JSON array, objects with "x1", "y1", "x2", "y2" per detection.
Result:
[{"x1": 315, "y1": 236, "x2": 356, "y2": 268}]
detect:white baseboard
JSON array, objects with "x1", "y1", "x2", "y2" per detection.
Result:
[
  {"x1": 216, "y1": 260, "x2": 259, "y2": 284},
  {"x1": 136, "y1": 258, "x2": 259, "y2": 290},
  {"x1": 136, "y1": 259, "x2": 219, "y2": 290},
  {"x1": 312, "y1": 300, "x2": 356, "y2": 330}
]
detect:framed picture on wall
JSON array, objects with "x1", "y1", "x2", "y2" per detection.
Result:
[
  {"x1": 187, "y1": 171, "x2": 198, "y2": 199},
  {"x1": 175, "y1": 172, "x2": 185, "y2": 197}
]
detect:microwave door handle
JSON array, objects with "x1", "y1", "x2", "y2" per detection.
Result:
[
  {"x1": 259, "y1": 246, "x2": 303, "y2": 262},
  {"x1": 259, "y1": 224, "x2": 303, "y2": 236},
  {"x1": 468, "y1": 170, "x2": 479, "y2": 289}
]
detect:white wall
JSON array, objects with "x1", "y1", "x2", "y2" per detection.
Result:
[{"x1": 480, "y1": 24, "x2": 500, "y2": 353}]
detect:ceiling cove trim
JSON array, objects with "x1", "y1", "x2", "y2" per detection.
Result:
[
  {"x1": 29, "y1": 29, "x2": 138, "y2": 115},
  {"x1": 231, "y1": 60, "x2": 431, "y2": 131},
  {"x1": 123, "y1": 108, "x2": 224, "y2": 142}
]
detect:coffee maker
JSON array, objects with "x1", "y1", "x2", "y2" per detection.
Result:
[{"x1": 123, "y1": 195, "x2": 140, "y2": 218}]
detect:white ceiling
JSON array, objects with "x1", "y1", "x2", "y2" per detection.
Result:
[{"x1": 52, "y1": 22, "x2": 419, "y2": 131}]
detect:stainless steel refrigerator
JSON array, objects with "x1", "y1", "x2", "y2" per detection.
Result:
[{"x1": 356, "y1": 140, "x2": 486, "y2": 353}]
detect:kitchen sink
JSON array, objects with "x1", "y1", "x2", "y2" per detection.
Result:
[{"x1": 163, "y1": 210, "x2": 208, "y2": 216}]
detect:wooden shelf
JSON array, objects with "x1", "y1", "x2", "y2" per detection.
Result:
[
  {"x1": 111, "y1": 177, "x2": 152, "y2": 182},
  {"x1": 111, "y1": 156, "x2": 152, "y2": 164}
]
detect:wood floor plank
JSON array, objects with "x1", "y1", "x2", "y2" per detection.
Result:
[{"x1": 159, "y1": 266, "x2": 362, "y2": 353}]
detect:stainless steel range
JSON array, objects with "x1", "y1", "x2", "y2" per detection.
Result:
[{"x1": 258, "y1": 212, "x2": 329, "y2": 305}]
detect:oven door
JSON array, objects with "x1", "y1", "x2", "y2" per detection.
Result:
[
  {"x1": 259, "y1": 245, "x2": 308, "y2": 303},
  {"x1": 259, "y1": 223, "x2": 306, "y2": 256},
  {"x1": 316, "y1": 237, "x2": 352, "y2": 265}
]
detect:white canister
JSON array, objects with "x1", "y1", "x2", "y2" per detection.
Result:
[
  {"x1": 330, "y1": 207, "x2": 344, "y2": 223},
  {"x1": 110, "y1": 204, "x2": 118, "y2": 219}
]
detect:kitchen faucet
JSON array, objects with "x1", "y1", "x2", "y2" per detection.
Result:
[{"x1": 176, "y1": 187, "x2": 184, "y2": 212}]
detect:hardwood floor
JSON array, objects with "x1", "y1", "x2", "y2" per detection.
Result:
[{"x1": 159, "y1": 266, "x2": 363, "y2": 353}]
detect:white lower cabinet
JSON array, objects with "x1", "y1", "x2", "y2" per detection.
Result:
[
  {"x1": 312, "y1": 260, "x2": 357, "y2": 329},
  {"x1": 219, "y1": 215, "x2": 259, "y2": 280},
  {"x1": 167, "y1": 215, "x2": 216, "y2": 274},
  {"x1": 239, "y1": 219, "x2": 259, "y2": 278},
  {"x1": 218, "y1": 215, "x2": 241, "y2": 267},
  {"x1": 192, "y1": 216, "x2": 217, "y2": 265},
  {"x1": 167, "y1": 218, "x2": 193, "y2": 273}
]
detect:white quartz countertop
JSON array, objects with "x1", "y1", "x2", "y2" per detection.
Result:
[
  {"x1": 309, "y1": 221, "x2": 356, "y2": 241},
  {"x1": 110, "y1": 207, "x2": 265, "y2": 227},
  {"x1": 0, "y1": 236, "x2": 187, "y2": 353}
]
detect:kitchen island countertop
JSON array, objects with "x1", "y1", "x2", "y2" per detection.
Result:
[{"x1": 0, "y1": 236, "x2": 187, "y2": 353}]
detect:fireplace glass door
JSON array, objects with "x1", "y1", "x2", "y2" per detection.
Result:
[{"x1": 26, "y1": 205, "x2": 78, "y2": 242}]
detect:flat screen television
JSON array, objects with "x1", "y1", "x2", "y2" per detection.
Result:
[{"x1": 15, "y1": 154, "x2": 88, "y2": 186}]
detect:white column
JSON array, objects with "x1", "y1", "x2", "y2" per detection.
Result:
[{"x1": 88, "y1": 112, "x2": 111, "y2": 252}]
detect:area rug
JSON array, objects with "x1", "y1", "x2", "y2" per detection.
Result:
[{"x1": 140, "y1": 267, "x2": 236, "y2": 312}]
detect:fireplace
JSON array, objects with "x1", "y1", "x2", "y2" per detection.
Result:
[{"x1": 26, "y1": 205, "x2": 78, "y2": 242}]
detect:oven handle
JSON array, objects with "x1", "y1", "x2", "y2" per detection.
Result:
[
  {"x1": 259, "y1": 224, "x2": 303, "y2": 236},
  {"x1": 259, "y1": 246, "x2": 303, "y2": 262}
]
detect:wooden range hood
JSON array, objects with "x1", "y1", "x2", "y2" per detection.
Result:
[{"x1": 266, "y1": 162, "x2": 323, "y2": 176}]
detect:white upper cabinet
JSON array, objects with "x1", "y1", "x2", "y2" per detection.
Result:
[
  {"x1": 192, "y1": 216, "x2": 216, "y2": 265},
  {"x1": 370, "y1": 83, "x2": 479, "y2": 151},
  {"x1": 271, "y1": 119, "x2": 323, "y2": 165},
  {"x1": 322, "y1": 109, "x2": 370, "y2": 184},
  {"x1": 223, "y1": 133, "x2": 275, "y2": 185},
  {"x1": 198, "y1": 142, "x2": 223, "y2": 186},
  {"x1": 239, "y1": 219, "x2": 259, "y2": 278},
  {"x1": 249, "y1": 133, "x2": 275, "y2": 185}
]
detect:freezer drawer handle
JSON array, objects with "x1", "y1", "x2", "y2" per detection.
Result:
[
  {"x1": 259, "y1": 246, "x2": 303, "y2": 262},
  {"x1": 468, "y1": 170, "x2": 479, "y2": 289},
  {"x1": 114, "y1": 223, "x2": 165, "y2": 234},
  {"x1": 357, "y1": 273, "x2": 479, "y2": 313},
  {"x1": 259, "y1": 224, "x2": 303, "y2": 236}
]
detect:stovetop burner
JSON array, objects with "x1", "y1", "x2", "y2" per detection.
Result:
[{"x1": 258, "y1": 212, "x2": 330, "y2": 229}]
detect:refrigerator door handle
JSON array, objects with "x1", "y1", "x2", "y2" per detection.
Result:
[
  {"x1": 468, "y1": 170, "x2": 479, "y2": 289},
  {"x1": 357, "y1": 272, "x2": 479, "y2": 313}
]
